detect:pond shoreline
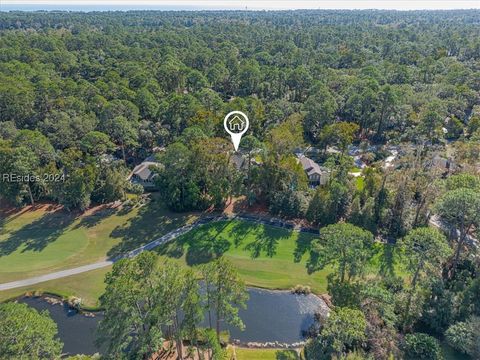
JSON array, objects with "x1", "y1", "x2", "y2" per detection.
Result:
[
  {"x1": 5, "y1": 285, "x2": 331, "y2": 313},
  {"x1": 15, "y1": 287, "x2": 330, "y2": 355}
]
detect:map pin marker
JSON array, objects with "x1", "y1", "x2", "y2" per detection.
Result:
[{"x1": 224, "y1": 111, "x2": 249, "y2": 151}]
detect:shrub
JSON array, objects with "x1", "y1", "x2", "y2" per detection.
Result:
[
  {"x1": 445, "y1": 316, "x2": 480, "y2": 358},
  {"x1": 403, "y1": 333, "x2": 442, "y2": 360},
  {"x1": 291, "y1": 284, "x2": 312, "y2": 295}
]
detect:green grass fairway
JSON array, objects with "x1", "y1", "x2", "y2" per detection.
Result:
[
  {"x1": 0, "y1": 266, "x2": 111, "y2": 309},
  {"x1": 159, "y1": 220, "x2": 328, "y2": 293},
  {"x1": 0, "y1": 198, "x2": 197, "y2": 283},
  {"x1": 229, "y1": 347, "x2": 302, "y2": 360},
  {"x1": 159, "y1": 219, "x2": 405, "y2": 295},
  {"x1": 1, "y1": 203, "x2": 404, "y2": 307}
]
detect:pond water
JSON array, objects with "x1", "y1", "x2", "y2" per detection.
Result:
[
  {"x1": 21, "y1": 288, "x2": 328, "y2": 356},
  {"x1": 21, "y1": 297, "x2": 104, "y2": 355}
]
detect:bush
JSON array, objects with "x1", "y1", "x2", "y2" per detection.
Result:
[
  {"x1": 291, "y1": 284, "x2": 311, "y2": 295},
  {"x1": 403, "y1": 333, "x2": 443, "y2": 360},
  {"x1": 128, "y1": 182, "x2": 144, "y2": 195},
  {"x1": 444, "y1": 117, "x2": 464, "y2": 140},
  {"x1": 445, "y1": 316, "x2": 480, "y2": 358},
  {"x1": 67, "y1": 296, "x2": 82, "y2": 310}
]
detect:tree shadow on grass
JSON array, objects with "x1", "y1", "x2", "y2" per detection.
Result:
[
  {"x1": 185, "y1": 236, "x2": 230, "y2": 265},
  {"x1": 0, "y1": 210, "x2": 76, "y2": 256},
  {"x1": 227, "y1": 220, "x2": 253, "y2": 248},
  {"x1": 159, "y1": 221, "x2": 233, "y2": 265},
  {"x1": 244, "y1": 224, "x2": 291, "y2": 258},
  {"x1": 0, "y1": 207, "x2": 32, "y2": 229},
  {"x1": 158, "y1": 240, "x2": 185, "y2": 259},
  {"x1": 73, "y1": 207, "x2": 118, "y2": 229},
  {"x1": 0, "y1": 204, "x2": 61, "y2": 229},
  {"x1": 178, "y1": 221, "x2": 232, "y2": 266},
  {"x1": 107, "y1": 202, "x2": 195, "y2": 258},
  {"x1": 379, "y1": 243, "x2": 396, "y2": 277},
  {"x1": 293, "y1": 233, "x2": 316, "y2": 263}
]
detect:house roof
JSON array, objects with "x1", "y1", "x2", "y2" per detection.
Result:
[
  {"x1": 131, "y1": 161, "x2": 159, "y2": 181},
  {"x1": 299, "y1": 156, "x2": 329, "y2": 176},
  {"x1": 432, "y1": 155, "x2": 448, "y2": 168}
]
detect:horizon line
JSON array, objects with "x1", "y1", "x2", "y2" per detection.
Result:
[{"x1": 2, "y1": 1, "x2": 479, "y2": 11}]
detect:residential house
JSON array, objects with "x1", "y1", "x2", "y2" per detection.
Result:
[
  {"x1": 231, "y1": 153, "x2": 247, "y2": 171},
  {"x1": 298, "y1": 155, "x2": 330, "y2": 187},
  {"x1": 128, "y1": 155, "x2": 163, "y2": 189},
  {"x1": 230, "y1": 152, "x2": 261, "y2": 171}
]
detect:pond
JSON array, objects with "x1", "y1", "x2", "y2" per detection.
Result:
[{"x1": 20, "y1": 288, "x2": 329, "y2": 356}]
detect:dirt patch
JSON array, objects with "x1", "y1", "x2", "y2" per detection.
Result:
[
  {"x1": 81, "y1": 201, "x2": 122, "y2": 217},
  {"x1": 0, "y1": 201, "x2": 124, "y2": 221},
  {"x1": 225, "y1": 198, "x2": 315, "y2": 229},
  {"x1": 225, "y1": 196, "x2": 269, "y2": 216},
  {"x1": 0, "y1": 203, "x2": 62, "y2": 216}
]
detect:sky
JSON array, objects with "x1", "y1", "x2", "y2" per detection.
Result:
[{"x1": 1, "y1": 0, "x2": 480, "y2": 11}]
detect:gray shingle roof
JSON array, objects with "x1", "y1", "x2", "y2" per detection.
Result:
[
  {"x1": 131, "y1": 161, "x2": 159, "y2": 181},
  {"x1": 299, "y1": 156, "x2": 329, "y2": 176}
]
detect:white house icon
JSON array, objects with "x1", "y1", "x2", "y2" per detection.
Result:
[{"x1": 229, "y1": 115, "x2": 245, "y2": 132}]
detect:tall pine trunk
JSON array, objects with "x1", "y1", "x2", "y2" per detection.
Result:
[
  {"x1": 450, "y1": 225, "x2": 470, "y2": 278},
  {"x1": 27, "y1": 183, "x2": 34, "y2": 206}
]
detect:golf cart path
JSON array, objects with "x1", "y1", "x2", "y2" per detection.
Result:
[{"x1": 0, "y1": 215, "x2": 316, "y2": 291}]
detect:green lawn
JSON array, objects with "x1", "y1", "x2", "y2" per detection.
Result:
[
  {"x1": 0, "y1": 198, "x2": 197, "y2": 283},
  {"x1": 1, "y1": 202, "x2": 404, "y2": 308},
  {"x1": 229, "y1": 347, "x2": 302, "y2": 360},
  {"x1": 158, "y1": 219, "x2": 330, "y2": 293},
  {"x1": 355, "y1": 176, "x2": 364, "y2": 191},
  {"x1": 0, "y1": 266, "x2": 111, "y2": 309},
  {"x1": 158, "y1": 219, "x2": 403, "y2": 294}
]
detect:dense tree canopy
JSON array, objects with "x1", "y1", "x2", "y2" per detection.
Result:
[
  {"x1": 0, "y1": 9, "x2": 479, "y2": 359},
  {"x1": 0, "y1": 10, "x2": 479, "y2": 210},
  {"x1": 0, "y1": 302, "x2": 63, "y2": 359}
]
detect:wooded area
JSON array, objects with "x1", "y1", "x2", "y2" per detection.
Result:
[{"x1": 0, "y1": 9, "x2": 480, "y2": 360}]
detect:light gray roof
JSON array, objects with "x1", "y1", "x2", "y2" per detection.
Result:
[
  {"x1": 131, "y1": 161, "x2": 159, "y2": 181},
  {"x1": 299, "y1": 156, "x2": 329, "y2": 176},
  {"x1": 432, "y1": 155, "x2": 448, "y2": 168}
]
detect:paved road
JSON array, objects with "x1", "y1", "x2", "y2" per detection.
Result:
[{"x1": 0, "y1": 214, "x2": 317, "y2": 291}]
